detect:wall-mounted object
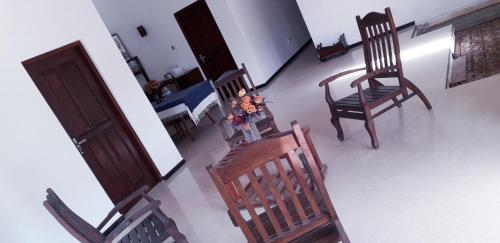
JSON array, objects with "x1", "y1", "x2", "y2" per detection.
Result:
[
  {"x1": 137, "y1": 25, "x2": 147, "y2": 37},
  {"x1": 111, "y1": 33, "x2": 131, "y2": 60}
]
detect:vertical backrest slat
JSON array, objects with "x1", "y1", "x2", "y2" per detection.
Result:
[
  {"x1": 286, "y1": 151, "x2": 321, "y2": 217},
  {"x1": 386, "y1": 8, "x2": 402, "y2": 69},
  {"x1": 233, "y1": 179, "x2": 270, "y2": 242},
  {"x1": 374, "y1": 24, "x2": 384, "y2": 69},
  {"x1": 377, "y1": 23, "x2": 389, "y2": 68},
  {"x1": 227, "y1": 81, "x2": 238, "y2": 98},
  {"x1": 247, "y1": 171, "x2": 284, "y2": 235},
  {"x1": 218, "y1": 86, "x2": 228, "y2": 102},
  {"x1": 242, "y1": 63, "x2": 258, "y2": 95},
  {"x1": 367, "y1": 26, "x2": 380, "y2": 70},
  {"x1": 233, "y1": 77, "x2": 243, "y2": 91},
  {"x1": 273, "y1": 158, "x2": 308, "y2": 223},
  {"x1": 383, "y1": 22, "x2": 394, "y2": 67},
  {"x1": 259, "y1": 164, "x2": 295, "y2": 228}
]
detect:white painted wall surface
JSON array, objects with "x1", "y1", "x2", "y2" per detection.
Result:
[
  {"x1": 222, "y1": 0, "x2": 311, "y2": 86},
  {"x1": 92, "y1": 0, "x2": 310, "y2": 86},
  {"x1": 91, "y1": 0, "x2": 203, "y2": 83},
  {"x1": 0, "y1": 0, "x2": 182, "y2": 242},
  {"x1": 296, "y1": 0, "x2": 489, "y2": 46}
]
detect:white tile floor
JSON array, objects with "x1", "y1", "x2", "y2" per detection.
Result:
[{"x1": 148, "y1": 26, "x2": 500, "y2": 243}]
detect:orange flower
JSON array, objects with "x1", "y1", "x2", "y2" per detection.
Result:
[
  {"x1": 246, "y1": 105, "x2": 257, "y2": 114},
  {"x1": 254, "y1": 95, "x2": 263, "y2": 104},
  {"x1": 242, "y1": 95, "x2": 251, "y2": 103},
  {"x1": 240, "y1": 102, "x2": 251, "y2": 110}
]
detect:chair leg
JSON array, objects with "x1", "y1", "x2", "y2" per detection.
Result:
[
  {"x1": 404, "y1": 78, "x2": 432, "y2": 110},
  {"x1": 270, "y1": 120, "x2": 280, "y2": 133},
  {"x1": 334, "y1": 219, "x2": 351, "y2": 243},
  {"x1": 330, "y1": 113, "x2": 344, "y2": 141},
  {"x1": 206, "y1": 113, "x2": 215, "y2": 124},
  {"x1": 163, "y1": 216, "x2": 188, "y2": 243},
  {"x1": 363, "y1": 112, "x2": 379, "y2": 149}
]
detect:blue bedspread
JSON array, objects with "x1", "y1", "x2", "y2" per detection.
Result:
[{"x1": 153, "y1": 80, "x2": 214, "y2": 113}]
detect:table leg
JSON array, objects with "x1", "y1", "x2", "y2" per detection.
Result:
[
  {"x1": 181, "y1": 117, "x2": 196, "y2": 141},
  {"x1": 206, "y1": 113, "x2": 215, "y2": 124}
]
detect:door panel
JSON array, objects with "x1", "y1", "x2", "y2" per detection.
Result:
[
  {"x1": 23, "y1": 41, "x2": 160, "y2": 213},
  {"x1": 175, "y1": 0, "x2": 237, "y2": 80}
]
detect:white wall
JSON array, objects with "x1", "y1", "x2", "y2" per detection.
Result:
[
  {"x1": 0, "y1": 0, "x2": 182, "y2": 242},
  {"x1": 296, "y1": 0, "x2": 489, "y2": 46},
  {"x1": 222, "y1": 0, "x2": 311, "y2": 86},
  {"x1": 91, "y1": 0, "x2": 203, "y2": 83},
  {"x1": 92, "y1": 0, "x2": 310, "y2": 86}
]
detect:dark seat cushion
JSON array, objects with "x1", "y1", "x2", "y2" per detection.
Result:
[{"x1": 334, "y1": 86, "x2": 401, "y2": 110}]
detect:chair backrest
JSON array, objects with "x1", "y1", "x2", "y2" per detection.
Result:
[
  {"x1": 356, "y1": 8, "x2": 403, "y2": 78},
  {"x1": 213, "y1": 63, "x2": 258, "y2": 102},
  {"x1": 208, "y1": 121, "x2": 342, "y2": 242},
  {"x1": 44, "y1": 188, "x2": 105, "y2": 243}
]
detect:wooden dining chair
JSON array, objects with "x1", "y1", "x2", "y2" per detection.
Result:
[
  {"x1": 43, "y1": 186, "x2": 187, "y2": 243},
  {"x1": 213, "y1": 63, "x2": 279, "y2": 147},
  {"x1": 207, "y1": 121, "x2": 349, "y2": 243},
  {"x1": 319, "y1": 7, "x2": 432, "y2": 149}
]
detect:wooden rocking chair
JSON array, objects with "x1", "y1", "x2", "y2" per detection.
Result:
[
  {"x1": 207, "y1": 121, "x2": 349, "y2": 242},
  {"x1": 319, "y1": 7, "x2": 432, "y2": 149},
  {"x1": 43, "y1": 186, "x2": 187, "y2": 243}
]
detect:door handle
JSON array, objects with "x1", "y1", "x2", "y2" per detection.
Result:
[
  {"x1": 72, "y1": 138, "x2": 87, "y2": 155},
  {"x1": 198, "y1": 54, "x2": 207, "y2": 64}
]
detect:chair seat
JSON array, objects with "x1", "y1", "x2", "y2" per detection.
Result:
[
  {"x1": 117, "y1": 213, "x2": 170, "y2": 243},
  {"x1": 334, "y1": 86, "x2": 401, "y2": 110},
  {"x1": 246, "y1": 192, "x2": 340, "y2": 243}
]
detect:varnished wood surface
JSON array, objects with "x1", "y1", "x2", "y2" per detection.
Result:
[
  {"x1": 319, "y1": 8, "x2": 433, "y2": 149},
  {"x1": 208, "y1": 121, "x2": 350, "y2": 243}
]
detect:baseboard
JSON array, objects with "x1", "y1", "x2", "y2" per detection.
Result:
[
  {"x1": 255, "y1": 23, "x2": 415, "y2": 89},
  {"x1": 162, "y1": 159, "x2": 186, "y2": 181},
  {"x1": 256, "y1": 38, "x2": 312, "y2": 89}
]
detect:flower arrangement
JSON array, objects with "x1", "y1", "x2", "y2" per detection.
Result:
[
  {"x1": 144, "y1": 80, "x2": 161, "y2": 95},
  {"x1": 227, "y1": 89, "x2": 265, "y2": 130}
]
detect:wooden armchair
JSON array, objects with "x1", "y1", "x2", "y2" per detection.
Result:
[
  {"x1": 43, "y1": 186, "x2": 187, "y2": 243},
  {"x1": 319, "y1": 7, "x2": 432, "y2": 149},
  {"x1": 213, "y1": 63, "x2": 279, "y2": 147},
  {"x1": 207, "y1": 121, "x2": 349, "y2": 243}
]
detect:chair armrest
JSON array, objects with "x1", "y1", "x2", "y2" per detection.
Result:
[
  {"x1": 97, "y1": 185, "x2": 149, "y2": 230},
  {"x1": 350, "y1": 67, "x2": 395, "y2": 87},
  {"x1": 319, "y1": 67, "x2": 366, "y2": 87},
  {"x1": 104, "y1": 200, "x2": 162, "y2": 242}
]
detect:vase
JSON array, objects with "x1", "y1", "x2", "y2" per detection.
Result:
[{"x1": 242, "y1": 122, "x2": 261, "y2": 143}]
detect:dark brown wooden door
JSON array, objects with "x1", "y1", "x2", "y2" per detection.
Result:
[
  {"x1": 175, "y1": 0, "x2": 237, "y2": 80},
  {"x1": 23, "y1": 42, "x2": 161, "y2": 213}
]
